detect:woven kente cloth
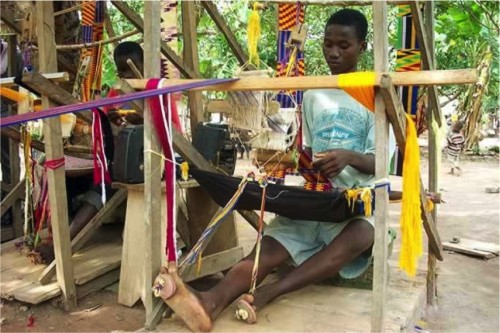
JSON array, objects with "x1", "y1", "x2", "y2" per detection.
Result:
[
  {"x1": 276, "y1": 3, "x2": 305, "y2": 108},
  {"x1": 391, "y1": 4, "x2": 422, "y2": 176},
  {"x1": 160, "y1": 0, "x2": 180, "y2": 79}
]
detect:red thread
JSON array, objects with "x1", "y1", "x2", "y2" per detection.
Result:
[{"x1": 45, "y1": 158, "x2": 65, "y2": 170}]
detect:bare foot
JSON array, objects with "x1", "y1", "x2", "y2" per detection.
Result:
[
  {"x1": 235, "y1": 294, "x2": 257, "y2": 324},
  {"x1": 153, "y1": 265, "x2": 212, "y2": 332}
]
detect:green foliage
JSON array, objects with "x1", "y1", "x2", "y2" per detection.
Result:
[{"x1": 435, "y1": 0, "x2": 499, "y2": 114}]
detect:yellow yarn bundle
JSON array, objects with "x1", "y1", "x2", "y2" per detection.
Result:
[
  {"x1": 399, "y1": 113, "x2": 423, "y2": 277},
  {"x1": 345, "y1": 188, "x2": 373, "y2": 216},
  {"x1": 247, "y1": 3, "x2": 261, "y2": 66}
]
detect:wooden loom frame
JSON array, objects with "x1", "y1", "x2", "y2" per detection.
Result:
[{"x1": 0, "y1": 1, "x2": 476, "y2": 332}]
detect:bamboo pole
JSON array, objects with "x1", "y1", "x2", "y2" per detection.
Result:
[
  {"x1": 126, "y1": 69, "x2": 476, "y2": 91},
  {"x1": 56, "y1": 29, "x2": 140, "y2": 50}
]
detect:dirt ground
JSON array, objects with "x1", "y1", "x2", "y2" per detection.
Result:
[{"x1": 0, "y1": 155, "x2": 498, "y2": 333}]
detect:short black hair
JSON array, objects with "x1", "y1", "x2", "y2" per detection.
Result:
[
  {"x1": 113, "y1": 41, "x2": 143, "y2": 66},
  {"x1": 325, "y1": 9, "x2": 368, "y2": 41}
]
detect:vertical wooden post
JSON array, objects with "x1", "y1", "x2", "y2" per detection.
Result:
[
  {"x1": 371, "y1": 1, "x2": 389, "y2": 332},
  {"x1": 143, "y1": 0, "x2": 162, "y2": 324},
  {"x1": 181, "y1": 1, "x2": 238, "y2": 255},
  {"x1": 35, "y1": 1, "x2": 76, "y2": 310},
  {"x1": 181, "y1": 1, "x2": 204, "y2": 134},
  {"x1": 424, "y1": 0, "x2": 439, "y2": 307},
  {"x1": 6, "y1": 33, "x2": 22, "y2": 238}
]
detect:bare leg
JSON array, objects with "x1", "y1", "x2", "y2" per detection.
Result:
[
  {"x1": 250, "y1": 219, "x2": 374, "y2": 310},
  {"x1": 38, "y1": 202, "x2": 98, "y2": 263},
  {"x1": 154, "y1": 236, "x2": 290, "y2": 330}
]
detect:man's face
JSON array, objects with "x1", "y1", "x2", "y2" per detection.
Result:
[{"x1": 322, "y1": 24, "x2": 366, "y2": 75}]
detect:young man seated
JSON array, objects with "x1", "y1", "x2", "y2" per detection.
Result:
[{"x1": 153, "y1": 9, "x2": 393, "y2": 332}]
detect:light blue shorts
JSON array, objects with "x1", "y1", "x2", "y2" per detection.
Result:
[{"x1": 264, "y1": 215, "x2": 375, "y2": 279}]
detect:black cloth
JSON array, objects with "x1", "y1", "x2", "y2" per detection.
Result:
[{"x1": 189, "y1": 168, "x2": 361, "y2": 223}]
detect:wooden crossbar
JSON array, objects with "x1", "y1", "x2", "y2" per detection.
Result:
[
  {"x1": 126, "y1": 69, "x2": 476, "y2": 91},
  {"x1": 0, "y1": 72, "x2": 70, "y2": 87},
  {"x1": 379, "y1": 75, "x2": 443, "y2": 260}
]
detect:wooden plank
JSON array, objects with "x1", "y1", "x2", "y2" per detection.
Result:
[
  {"x1": 443, "y1": 242, "x2": 497, "y2": 259},
  {"x1": 73, "y1": 240, "x2": 122, "y2": 285},
  {"x1": 110, "y1": 0, "x2": 196, "y2": 79},
  {"x1": 22, "y1": 71, "x2": 92, "y2": 123},
  {"x1": 182, "y1": 246, "x2": 244, "y2": 282},
  {"x1": 35, "y1": 1, "x2": 76, "y2": 310},
  {"x1": 126, "y1": 69, "x2": 477, "y2": 91},
  {"x1": 113, "y1": 180, "x2": 200, "y2": 191},
  {"x1": 0, "y1": 180, "x2": 25, "y2": 218},
  {"x1": 410, "y1": 1, "x2": 442, "y2": 127},
  {"x1": 38, "y1": 189, "x2": 127, "y2": 285},
  {"x1": 371, "y1": 2, "x2": 389, "y2": 332},
  {"x1": 200, "y1": 1, "x2": 251, "y2": 67},
  {"x1": 143, "y1": 0, "x2": 163, "y2": 325},
  {"x1": 76, "y1": 268, "x2": 120, "y2": 299},
  {"x1": 379, "y1": 74, "x2": 407, "y2": 151},
  {"x1": 0, "y1": 72, "x2": 70, "y2": 87},
  {"x1": 424, "y1": 0, "x2": 439, "y2": 307},
  {"x1": 379, "y1": 76, "x2": 443, "y2": 261},
  {"x1": 206, "y1": 99, "x2": 233, "y2": 114}
]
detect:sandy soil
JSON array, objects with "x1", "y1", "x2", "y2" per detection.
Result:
[{"x1": 0, "y1": 156, "x2": 498, "y2": 333}]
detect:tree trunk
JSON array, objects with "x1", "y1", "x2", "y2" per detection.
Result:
[{"x1": 458, "y1": 47, "x2": 492, "y2": 150}]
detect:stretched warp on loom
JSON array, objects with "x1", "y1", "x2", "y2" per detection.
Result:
[
  {"x1": 189, "y1": 167, "x2": 362, "y2": 223},
  {"x1": 0, "y1": 78, "x2": 238, "y2": 127}
]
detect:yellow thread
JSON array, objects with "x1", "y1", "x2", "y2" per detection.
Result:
[
  {"x1": 247, "y1": 3, "x2": 261, "y2": 66},
  {"x1": 360, "y1": 188, "x2": 373, "y2": 216},
  {"x1": 425, "y1": 198, "x2": 434, "y2": 212},
  {"x1": 180, "y1": 162, "x2": 189, "y2": 181},
  {"x1": 399, "y1": 113, "x2": 423, "y2": 277},
  {"x1": 338, "y1": 72, "x2": 376, "y2": 112}
]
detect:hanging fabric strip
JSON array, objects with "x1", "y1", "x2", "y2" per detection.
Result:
[
  {"x1": 276, "y1": 3, "x2": 305, "y2": 108},
  {"x1": 91, "y1": 108, "x2": 111, "y2": 205},
  {"x1": 0, "y1": 78, "x2": 237, "y2": 127},
  {"x1": 146, "y1": 78, "x2": 177, "y2": 263},
  {"x1": 391, "y1": 4, "x2": 422, "y2": 176}
]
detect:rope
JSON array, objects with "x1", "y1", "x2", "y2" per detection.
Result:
[{"x1": 249, "y1": 178, "x2": 268, "y2": 295}]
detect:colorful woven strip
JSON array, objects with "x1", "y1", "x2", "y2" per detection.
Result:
[
  {"x1": 160, "y1": 0, "x2": 180, "y2": 79},
  {"x1": 276, "y1": 3, "x2": 305, "y2": 108},
  {"x1": 392, "y1": 4, "x2": 422, "y2": 177},
  {"x1": 0, "y1": 78, "x2": 237, "y2": 127}
]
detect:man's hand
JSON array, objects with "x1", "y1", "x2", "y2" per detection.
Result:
[{"x1": 312, "y1": 149, "x2": 353, "y2": 178}]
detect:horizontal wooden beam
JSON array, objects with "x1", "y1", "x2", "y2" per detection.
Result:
[
  {"x1": 22, "y1": 71, "x2": 92, "y2": 123},
  {"x1": 0, "y1": 72, "x2": 70, "y2": 87},
  {"x1": 127, "y1": 69, "x2": 476, "y2": 91},
  {"x1": 379, "y1": 75, "x2": 443, "y2": 261}
]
